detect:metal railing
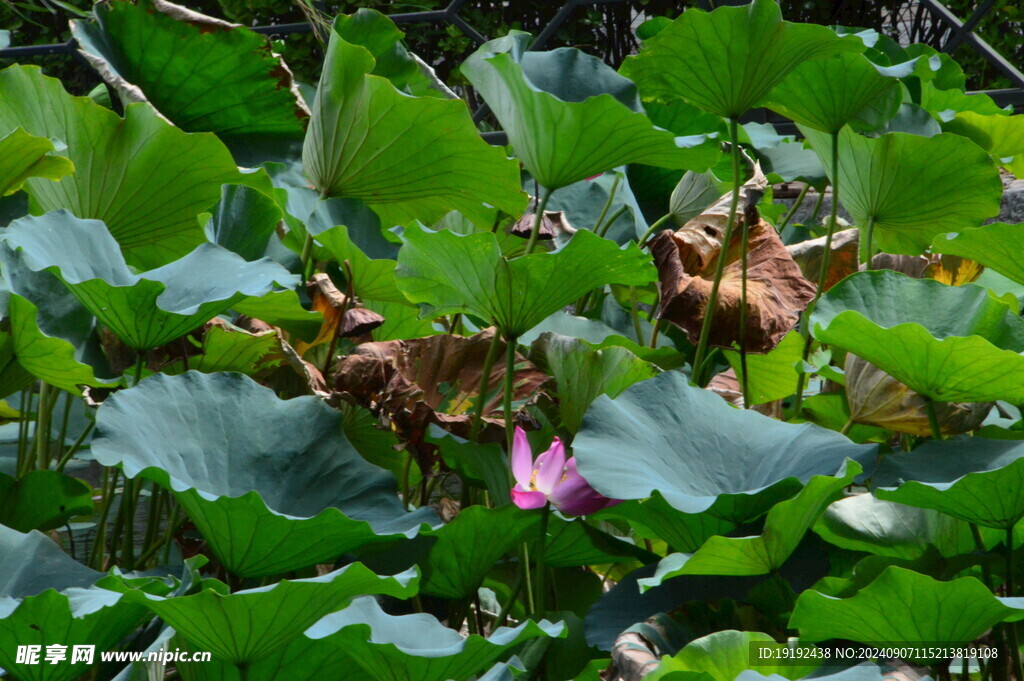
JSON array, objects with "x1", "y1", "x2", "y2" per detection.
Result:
[{"x1": 1, "y1": 0, "x2": 1022, "y2": 121}]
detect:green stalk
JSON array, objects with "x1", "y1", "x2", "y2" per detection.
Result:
[
  {"x1": 649, "y1": 318, "x2": 662, "y2": 349},
  {"x1": 503, "y1": 333, "x2": 518, "y2": 468},
  {"x1": 776, "y1": 182, "x2": 810, "y2": 231},
  {"x1": 591, "y1": 174, "x2": 621, "y2": 237},
  {"x1": 595, "y1": 205, "x2": 629, "y2": 239},
  {"x1": 55, "y1": 421, "x2": 94, "y2": 472},
  {"x1": 860, "y1": 214, "x2": 876, "y2": 266},
  {"x1": 638, "y1": 213, "x2": 673, "y2": 247},
  {"x1": 33, "y1": 382, "x2": 53, "y2": 471},
  {"x1": 533, "y1": 502, "x2": 551, "y2": 616},
  {"x1": 91, "y1": 468, "x2": 120, "y2": 569},
  {"x1": 692, "y1": 117, "x2": 743, "y2": 387},
  {"x1": 925, "y1": 397, "x2": 944, "y2": 440},
  {"x1": 1005, "y1": 527, "x2": 1024, "y2": 681},
  {"x1": 495, "y1": 571, "x2": 524, "y2": 626},
  {"x1": 120, "y1": 477, "x2": 137, "y2": 570},
  {"x1": 132, "y1": 352, "x2": 145, "y2": 387},
  {"x1": 15, "y1": 388, "x2": 32, "y2": 476},
  {"x1": 469, "y1": 331, "x2": 503, "y2": 440},
  {"x1": 629, "y1": 287, "x2": 645, "y2": 347},
  {"x1": 56, "y1": 391, "x2": 72, "y2": 458},
  {"x1": 523, "y1": 187, "x2": 554, "y2": 256},
  {"x1": 794, "y1": 131, "x2": 841, "y2": 415}
]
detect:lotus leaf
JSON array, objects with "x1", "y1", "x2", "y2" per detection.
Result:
[
  {"x1": 620, "y1": 0, "x2": 861, "y2": 118},
  {"x1": 0, "y1": 127, "x2": 73, "y2": 196},
  {"x1": 462, "y1": 33, "x2": 719, "y2": 191},
  {"x1": 573, "y1": 371, "x2": 875, "y2": 516},
  {"x1": 145, "y1": 563, "x2": 419, "y2": 665},
  {"x1": 302, "y1": 14, "x2": 523, "y2": 226},
  {"x1": 943, "y1": 110, "x2": 1024, "y2": 177},
  {"x1": 872, "y1": 437, "x2": 1024, "y2": 529},
  {"x1": 0, "y1": 526, "x2": 100, "y2": 598},
  {"x1": 395, "y1": 223, "x2": 655, "y2": 337},
  {"x1": 0, "y1": 65, "x2": 246, "y2": 268},
  {"x1": 0, "y1": 470, "x2": 92, "y2": 532},
  {"x1": 638, "y1": 460, "x2": 859, "y2": 586},
  {"x1": 811, "y1": 270, "x2": 1024, "y2": 402},
  {"x1": 790, "y1": 566, "x2": 1024, "y2": 646},
  {"x1": 932, "y1": 222, "x2": 1024, "y2": 286},
  {"x1": 801, "y1": 126, "x2": 1001, "y2": 255},
  {"x1": 646, "y1": 630, "x2": 818, "y2": 681},
  {"x1": 91, "y1": 371, "x2": 439, "y2": 577},
  {"x1": 2, "y1": 211, "x2": 297, "y2": 350},
  {"x1": 72, "y1": 0, "x2": 307, "y2": 147}
]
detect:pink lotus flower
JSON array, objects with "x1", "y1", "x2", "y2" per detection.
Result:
[{"x1": 510, "y1": 427, "x2": 621, "y2": 516}]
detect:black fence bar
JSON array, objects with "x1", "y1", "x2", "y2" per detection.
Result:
[{"x1": 919, "y1": 0, "x2": 1024, "y2": 89}]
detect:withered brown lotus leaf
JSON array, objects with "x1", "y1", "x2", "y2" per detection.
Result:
[
  {"x1": 335, "y1": 328, "x2": 546, "y2": 446},
  {"x1": 924, "y1": 254, "x2": 983, "y2": 286},
  {"x1": 339, "y1": 307, "x2": 385, "y2": 339},
  {"x1": 786, "y1": 228, "x2": 859, "y2": 292},
  {"x1": 651, "y1": 169, "x2": 816, "y2": 353},
  {"x1": 296, "y1": 273, "x2": 385, "y2": 354},
  {"x1": 845, "y1": 355, "x2": 992, "y2": 436},
  {"x1": 510, "y1": 209, "x2": 573, "y2": 241}
]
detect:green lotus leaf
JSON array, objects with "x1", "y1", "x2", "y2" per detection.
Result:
[
  {"x1": 1, "y1": 250, "x2": 116, "y2": 394},
  {"x1": 0, "y1": 581, "x2": 157, "y2": 681},
  {"x1": 815, "y1": 493, "x2": 999, "y2": 560},
  {"x1": 395, "y1": 224, "x2": 655, "y2": 337},
  {"x1": 146, "y1": 563, "x2": 419, "y2": 667},
  {"x1": 0, "y1": 127, "x2": 73, "y2": 196},
  {"x1": 722, "y1": 330, "x2": 803, "y2": 406},
  {"x1": 530, "y1": 332, "x2": 658, "y2": 433},
  {"x1": 764, "y1": 53, "x2": 901, "y2": 133},
  {"x1": 544, "y1": 171, "x2": 651, "y2": 246},
  {"x1": 3, "y1": 211, "x2": 297, "y2": 350},
  {"x1": 0, "y1": 526, "x2": 101, "y2": 598},
  {"x1": 204, "y1": 184, "x2": 283, "y2": 262},
  {"x1": 91, "y1": 371, "x2": 440, "y2": 577},
  {"x1": 231, "y1": 290, "x2": 323, "y2": 342},
  {"x1": 646, "y1": 630, "x2": 818, "y2": 681},
  {"x1": 790, "y1": 566, "x2": 1024, "y2": 645},
  {"x1": 872, "y1": 438, "x2": 1024, "y2": 529},
  {"x1": 314, "y1": 225, "x2": 406, "y2": 304},
  {"x1": 0, "y1": 470, "x2": 92, "y2": 532},
  {"x1": 620, "y1": 0, "x2": 861, "y2": 118},
  {"x1": 302, "y1": 15, "x2": 523, "y2": 226},
  {"x1": 162, "y1": 324, "x2": 285, "y2": 376},
  {"x1": 0, "y1": 324, "x2": 33, "y2": 401},
  {"x1": 542, "y1": 517, "x2": 658, "y2": 568},
  {"x1": 0, "y1": 65, "x2": 246, "y2": 269},
  {"x1": 597, "y1": 493, "x2": 738, "y2": 555},
  {"x1": 932, "y1": 223, "x2": 1024, "y2": 286},
  {"x1": 72, "y1": 0, "x2": 307, "y2": 149},
  {"x1": 332, "y1": 8, "x2": 447, "y2": 98},
  {"x1": 811, "y1": 270, "x2": 1024, "y2": 402},
  {"x1": 521, "y1": 311, "x2": 684, "y2": 369},
  {"x1": 639, "y1": 461, "x2": 859, "y2": 587},
  {"x1": 365, "y1": 299, "x2": 441, "y2": 341},
  {"x1": 573, "y1": 371, "x2": 875, "y2": 517},
  {"x1": 943, "y1": 111, "x2": 1024, "y2": 177},
  {"x1": 801, "y1": 126, "x2": 1001, "y2": 255},
  {"x1": 462, "y1": 33, "x2": 719, "y2": 191}
]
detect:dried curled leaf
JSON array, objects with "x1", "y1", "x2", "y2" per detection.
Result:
[
  {"x1": 651, "y1": 168, "x2": 816, "y2": 353},
  {"x1": 786, "y1": 228, "x2": 859, "y2": 293},
  {"x1": 295, "y1": 273, "x2": 385, "y2": 355},
  {"x1": 845, "y1": 355, "x2": 992, "y2": 437},
  {"x1": 510, "y1": 209, "x2": 573, "y2": 241},
  {"x1": 706, "y1": 368, "x2": 783, "y2": 418},
  {"x1": 334, "y1": 328, "x2": 546, "y2": 455}
]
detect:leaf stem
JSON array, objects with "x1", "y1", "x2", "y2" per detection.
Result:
[
  {"x1": 776, "y1": 182, "x2": 810, "y2": 231},
  {"x1": 534, "y1": 502, "x2": 551, "y2": 616},
  {"x1": 55, "y1": 420, "x2": 94, "y2": 472},
  {"x1": 629, "y1": 287, "x2": 645, "y2": 347},
  {"x1": 925, "y1": 397, "x2": 943, "y2": 440},
  {"x1": 469, "y1": 330, "x2": 503, "y2": 441},
  {"x1": 523, "y1": 187, "x2": 554, "y2": 256},
  {"x1": 33, "y1": 382, "x2": 52, "y2": 471},
  {"x1": 1005, "y1": 527, "x2": 1023, "y2": 681},
  {"x1": 503, "y1": 333, "x2": 518, "y2": 466},
  {"x1": 861, "y1": 214, "x2": 876, "y2": 266},
  {"x1": 638, "y1": 213, "x2": 672, "y2": 248},
  {"x1": 591, "y1": 173, "x2": 621, "y2": 237},
  {"x1": 794, "y1": 131, "x2": 840, "y2": 415},
  {"x1": 595, "y1": 205, "x2": 629, "y2": 239},
  {"x1": 692, "y1": 117, "x2": 743, "y2": 387}
]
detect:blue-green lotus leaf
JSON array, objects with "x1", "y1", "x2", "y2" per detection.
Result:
[
  {"x1": 91, "y1": 371, "x2": 440, "y2": 577},
  {"x1": 463, "y1": 32, "x2": 719, "y2": 191},
  {"x1": 2, "y1": 211, "x2": 297, "y2": 350},
  {"x1": 811, "y1": 270, "x2": 1024, "y2": 402},
  {"x1": 574, "y1": 371, "x2": 876, "y2": 517},
  {"x1": 872, "y1": 437, "x2": 1024, "y2": 529},
  {"x1": 147, "y1": 564, "x2": 419, "y2": 668},
  {"x1": 0, "y1": 470, "x2": 92, "y2": 532},
  {"x1": 0, "y1": 526, "x2": 101, "y2": 598}
]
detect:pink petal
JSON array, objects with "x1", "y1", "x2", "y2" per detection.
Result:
[
  {"x1": 550, "y1": 458, "x2": 621, "y2": 516},
  {"x1": 511, "y1": 486, "x2": 548, "y2": 510},
  {"x1": 510, "y1": 426, "x2": 534, "y2": 488},
  {"x1": 532, "y1": 438, "x2": 566, "y2": 496}
]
